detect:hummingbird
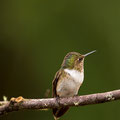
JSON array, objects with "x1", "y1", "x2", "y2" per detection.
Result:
[{"x1": 52, "y1": 50, "x2": 96, "y2": 120}]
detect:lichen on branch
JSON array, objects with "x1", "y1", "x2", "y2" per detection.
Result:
[{"x1": 0, "y1": 89, "x2": 120, "y2": 116}]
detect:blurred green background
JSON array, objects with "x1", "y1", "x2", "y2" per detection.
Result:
[{"x1": 0, "y1": 0, "x2": 120, "y2": 120}]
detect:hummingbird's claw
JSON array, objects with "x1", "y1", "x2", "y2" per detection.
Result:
[{"x1": 55, "y1": 96, "x2": 61, "y2": 105}]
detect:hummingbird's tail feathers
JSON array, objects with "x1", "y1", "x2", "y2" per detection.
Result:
[
  {"x1": 53, "y1": 107, "x2": 69, "y2": 119},
  {"x1": 53, "y1": 115, "x2": 59, "y2": 120}
]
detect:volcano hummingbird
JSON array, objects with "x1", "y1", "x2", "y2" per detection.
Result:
[{"x1": 52, "y1": 50, "x2": 96, "y2": 120}]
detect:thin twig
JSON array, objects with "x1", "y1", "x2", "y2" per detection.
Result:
[{"x1": 0, "y1": 89, "x2": 120, "y2": 116}]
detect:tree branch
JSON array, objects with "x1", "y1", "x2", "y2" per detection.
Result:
[{"x1": 0, "y1": 89, "x2": 120, "y2": 116}]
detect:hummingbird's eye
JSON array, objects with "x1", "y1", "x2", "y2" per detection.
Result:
[{"x1": 78, "y1": 58, "x2": 82, "y2": 62}]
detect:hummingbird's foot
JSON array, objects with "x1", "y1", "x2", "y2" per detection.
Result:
[
  {"x1": 56, "y1": 96, "x2": 61, "y2": 105},
  {"x1": 74, "y1": 94, "x2": 78, "y2": 97}
]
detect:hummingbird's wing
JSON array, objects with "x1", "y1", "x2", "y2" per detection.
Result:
[
  {"x1": 52, "y1": 69, "x2": 69, "y2": 120},
  {"x1": 52, "y1": 69, "x2": 63, "y2": 97}
]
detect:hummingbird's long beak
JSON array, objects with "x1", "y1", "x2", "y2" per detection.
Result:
[{"x1": 84, "y1": 50, "x2": 96, "y2": 57}]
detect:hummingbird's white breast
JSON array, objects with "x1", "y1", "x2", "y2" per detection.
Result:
[
  {"x1": 64, "y1": 69, "x2": 84, "y2": 84},
  {"x1": 56, "y1": 68, "x2": 84, "y2": 97}
]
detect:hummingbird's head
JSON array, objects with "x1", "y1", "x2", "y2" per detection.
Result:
[{"x1": 61, "y1": 50, "x2": 96, "y2": 72}]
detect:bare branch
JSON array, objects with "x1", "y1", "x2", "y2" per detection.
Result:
[{"x1": 0, "y1": 89, "x2": 120, "y2": 116}]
